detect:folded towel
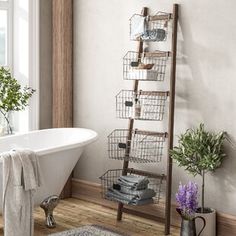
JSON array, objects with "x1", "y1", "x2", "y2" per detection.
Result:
[
  {"x1": 106, "y1": 188, "x2": 154, "y2": 206},
  {"x1": 118, "y1": 175, "x2": 149, "y2": 190},
  {"x1": 120, "y1": 186, "x2": 156, "y2": 200},
  {"x1": 127, "y1": 70, "x2": 158, "y2": 81},
  {"x1": 130, "y1": 198, "x2": 153, "y2": 206},
  {"x1": 106, "y1": 189, "x2": 130, "y2": 205},
  {"x1": 107, "y1": 188, "x2": 134, "y2": 201}
]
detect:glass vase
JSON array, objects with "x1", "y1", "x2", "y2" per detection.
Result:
[{"x1": 0, "y1": 111, "x2": 13, "y2": 135}]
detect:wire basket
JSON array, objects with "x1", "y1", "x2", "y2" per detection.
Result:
[
  {"x1": 130, "y1": 12, "x2": 171, "y2": 42},
  {"x1": 108, "y1": 129, "x2": 167, "y2": 163},
  {"x1": 123, "y1": 51, "x2": 169, "y2": 81},
  {"x1": 100, "y1": 168, "x2": 165, "y2": 205},
  {"x1": 116, "y1": 90, "x2": 168, "y2": 121}
]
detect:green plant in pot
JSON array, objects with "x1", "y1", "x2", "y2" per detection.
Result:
[
  {"x1": 0, "y1": 67, "x2": 35, "y2": 135},
  {"x1": 170, "y1": 124, "x2": 226, "y2": 236}
]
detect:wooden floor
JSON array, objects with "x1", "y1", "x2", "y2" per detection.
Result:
[{"x1": 0, "y1": 198, "x2": 180, "y2": 236}]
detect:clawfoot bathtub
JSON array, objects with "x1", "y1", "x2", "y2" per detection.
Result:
[{"x1": 0, "y1": 128, "x2": 98, "y2": 214}]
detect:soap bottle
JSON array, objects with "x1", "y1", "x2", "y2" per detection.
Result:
[{"x1": 134, "y1": 97, "x2": 141, "y2": 119}]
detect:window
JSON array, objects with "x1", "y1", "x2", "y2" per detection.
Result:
[
  {"x1": 0, "y1": 10, "x2": 8, "y2": 65},
  {"x1": 0, "y1": 0, "x2": 13, "y2": 68},
  {"x1": 0, "y1": 0, "x2": 39, "y2": 132}
]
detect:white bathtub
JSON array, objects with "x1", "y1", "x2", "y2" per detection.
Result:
[{"x1": 0, "y1": 128, "x2": 97, "y2": 212}]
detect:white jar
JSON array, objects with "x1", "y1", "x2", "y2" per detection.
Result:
[{"x1": 195, "y1": 208, "x2": 216, "y2": 236}]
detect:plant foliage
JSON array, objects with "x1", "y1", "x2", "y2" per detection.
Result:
[
  {"x1": 0, "y1": 67, "x2": 35, "y2": 133},
  {"x1": 171, "y1": 124, "x2": 226, "y2": 176},
  {"x1": 171, "y1": 123, "x2": 226, "y2": 211}
]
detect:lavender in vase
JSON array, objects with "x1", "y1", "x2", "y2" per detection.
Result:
[{"x1": 176, "y1": 181, "x2": 198, "y2": 220}]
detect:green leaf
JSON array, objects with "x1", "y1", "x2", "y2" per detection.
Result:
[
  {"x1": 170, "y1": 123, "x2": 227, "y2": 175},
  {"x1": 0, "y1": 67, "x2": 35, "y2": 113}
]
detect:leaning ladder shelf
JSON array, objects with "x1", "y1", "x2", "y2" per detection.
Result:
[{"x1": 101, "y1": 4, "x2": 178, "y2": 235}]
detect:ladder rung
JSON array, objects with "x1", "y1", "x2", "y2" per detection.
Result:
[{"x1": 127, "y1": 168, "x2": 166, "y2": 180}]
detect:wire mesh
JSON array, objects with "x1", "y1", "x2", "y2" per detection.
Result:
[
  {"x1": 100, "y1": 169, "x2": 164, "y2": 205},
  {"x1": 116, "y1": 90, "x2": 168, "y2": 121},
  {"x1": 108, "y1": 129, "x2": 167, "y2": 163},
  {"x1": 130, "y1": 12, "x2": 170, "y2": 42},
  {"x1": 123, "y1": 51, "x2": 169, "y2": 81}
]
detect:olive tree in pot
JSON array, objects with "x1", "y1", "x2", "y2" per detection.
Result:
[
  {"x1": 170, "y1": 124, "x2": 226, "y2": 236},
  {"x1": 0, "y1": 67, "x2": 35, "y2": 135}
]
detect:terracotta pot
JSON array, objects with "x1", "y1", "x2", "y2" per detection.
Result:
[{"x1": 195, "y1": 208, "x2": 216, "y2": 236}]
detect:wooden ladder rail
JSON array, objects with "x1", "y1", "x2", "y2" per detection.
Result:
[
  {"x1": 165, "y1": 3, "x2": 178, "y2": 235},
  {"x1": 117, "y1": 7, "x2": 148, "y2": 221}
]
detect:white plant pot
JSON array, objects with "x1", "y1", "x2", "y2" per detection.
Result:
[{"x1": 195, "y1": 208, "x2": 216, "y2": 236}]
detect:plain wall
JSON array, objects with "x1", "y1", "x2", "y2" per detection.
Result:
[
  {"x1": 39, "y1": 0, "x2": 52, "y2": 129},
  {"x1": 73, "y1": 0, "x2": 236, "y2": 215}
]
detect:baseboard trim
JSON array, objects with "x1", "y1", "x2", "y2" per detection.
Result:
[{"x1": 72, "y1": 178, "x2": 236, "y2": 236}]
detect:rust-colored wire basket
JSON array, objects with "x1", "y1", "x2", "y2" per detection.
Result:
[
  {"x1": 100, "y1": 168, "x2": 165, "y2": 205},
  {"x1": 123, "y1": 51, "x2": 169, "y2": 81},
  {"x1": 116, "y1": 90, "x2": 168, "y2": 121},
  {"x1": 108, "y1": 129, "x2": 167, "y2": 163},
  {"x1": 130, "y1": 12, "x2": 171, "y2": 42}
]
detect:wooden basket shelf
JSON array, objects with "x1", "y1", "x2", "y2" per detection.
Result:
[{"x1": 102, "y1": 5, "x2": 178, "y2": 235}]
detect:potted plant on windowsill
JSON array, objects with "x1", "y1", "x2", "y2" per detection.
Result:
[
  {"x1": 0, "y1": 67, "x2": 35, "y2": 135},
  {"x1": 171, "y1": 124, "x2": 226, "y2": 236}
]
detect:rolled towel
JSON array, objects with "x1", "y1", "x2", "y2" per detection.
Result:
[
  {"x1": 141, "y1": 28, "x2": 166, "y2": 41},
  {"x1": 120, "y1": 186, "x2": 156, "y2": 200}
]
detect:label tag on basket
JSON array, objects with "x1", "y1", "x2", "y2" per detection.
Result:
[
  {"x1": 130, "y1": 61, "x2": 139, "y2": 67},
  {"x1": 125, "y1": 101, "x2": 133, "y2": 107},
  {"x1": 118, "y1": 143, "x2": 127, "y2": 149}
]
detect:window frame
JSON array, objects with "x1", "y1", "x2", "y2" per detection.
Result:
[
  {"x1": 28, "y1": 0, "x2": 40, "y2": 131},
  {"x1": 0, "y1": 0, "x2": 13, "y2": 69},
  {"x1": 0, "y1": 0, "x2": 40, "y2": 132}
]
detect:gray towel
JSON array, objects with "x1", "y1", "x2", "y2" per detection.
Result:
[
  {"x1": 120, "y1": 186, "x2": 156, "y2": 200},
  {"x1": 118, "y1": 175, "x2": 149, "y2": 190},
  {"x1": 106, "y1": 189, "x2": 153, "y2": 206},
  {"x1": 106, "y1": 188, "x2": 130, "y2": 205},
  {"x1": 130, "y1": 198, "x2": 153, "y2": 206},
  {"x1": 106, "y1": 188, "x2": 156, "y2": 205}
]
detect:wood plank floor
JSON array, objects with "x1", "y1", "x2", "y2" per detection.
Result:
[{"x1": 0, "y1": 198, "x2": 180, "y2": 235}]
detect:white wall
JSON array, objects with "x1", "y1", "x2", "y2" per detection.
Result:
[{"x1": 73, "y1": 0, "x2": 236, "y2": 215}]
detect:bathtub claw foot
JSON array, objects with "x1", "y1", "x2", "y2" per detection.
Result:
[{"x1": 40, "y1": 195, "x2": 59, "y2": 228}]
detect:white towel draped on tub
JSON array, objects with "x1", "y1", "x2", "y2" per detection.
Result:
[{"x1": 2, "y1": 150, "x2": 42, "y2": 236}]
